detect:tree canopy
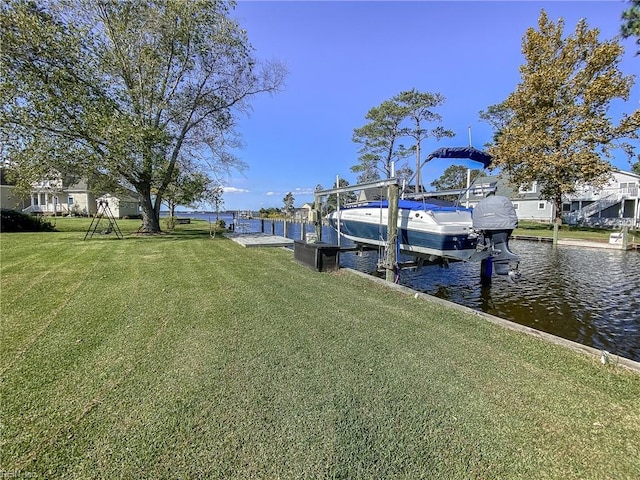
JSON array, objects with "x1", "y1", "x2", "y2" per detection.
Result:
[
  {"x1": 326, "y1": 178, "x2": 356, "y2": 213},
  {"x1": 0, "y1": 0, "x2": 286, "y2": 232},
  {"x1": 352, "y1": 100, "x2": 408, "y2": 181},
  {"x1": 621, "y1": 0, "x2": 640, "y2": 55},
  {"x1": 480, "y1": 10, "x2": 639, "y2": 223},
  {"x1": 282, "y1": 192, "x2": 295, "y2": 217},
  {"x1": 351, "y1": 89, "x2": 453, "y2": 190},
  {"x1": 430, "y1": 165, "x2": 481, "y2": 192},
  {"x1": 162, "y1": 168, "x2": 210, "y2": 218}
]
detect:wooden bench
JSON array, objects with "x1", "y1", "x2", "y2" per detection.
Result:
[{"x1": 176, "y1": 218, "x2": 191, "y2": 224}]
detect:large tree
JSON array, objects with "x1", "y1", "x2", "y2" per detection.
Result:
[
  {"x1": 351, "y1": 100, "x2": 409, "y2": 180},
  {"x1": 481, "y1": 10, "x2": 639, "y2": 224},
  {"x1": 394, "y1": 89, "x2": 455, "y2": 192},
  {"x1": 621, "y1": 0, "x2": 640, "y2": 175},
  {"x1": 0, "y1": 0, "x2": 285, "y2": 232},
  {"x1": 351, "y1": 90, "x2": 453, "y2": 191}
]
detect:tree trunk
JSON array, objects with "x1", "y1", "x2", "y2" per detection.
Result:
[
  {"x1": 139, "y1": 185, "x2": 162, "y2": 233},
  {"x1": 553, "y1": 194, "x2": 563, "y2": 246},
  {"x1": 554, "y1": 195, "x2": 563, "y2": 225}
]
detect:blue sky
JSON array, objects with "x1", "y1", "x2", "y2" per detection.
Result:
[{"x1": 217, "y1": 0, "x2": 638, "y2": 211}]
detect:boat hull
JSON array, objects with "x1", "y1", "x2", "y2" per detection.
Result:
[{"x1": 328, "y1": 204, "x2": 477, "y2": 261}]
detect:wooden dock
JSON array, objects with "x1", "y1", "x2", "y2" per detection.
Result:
[{"x1": 225, "y1": 232, "x2": 294, "y2": 248}]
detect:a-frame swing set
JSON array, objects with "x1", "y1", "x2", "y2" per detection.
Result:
[{"x1": 83, "y1": 200, "x2": 123, "y2": 240}]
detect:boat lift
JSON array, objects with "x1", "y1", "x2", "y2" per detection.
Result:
[
  {"x1": 314, "y1": 176, "x2": 401, "y2": 283},
  {"x1": 314, "y1": 147, "x2": 520, "y2": 285}
]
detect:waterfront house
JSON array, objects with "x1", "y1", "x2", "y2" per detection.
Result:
[
  {"x1": 21, "y1": 174, "x2": 96, "y2": 216},
  {"x1": 466, "y1": 170, "x2": 639, "y2": 228},
  {"x1": 465, "y1": 175, "x2": 554, "y2": 223},
  {"x1": 22, "y1": 173, "x2": 141, "y2": 218},
  {"x1": 562, "y1": 170, "x2": 639, "y2": 228},
  {"x1": 295, "y1": 203, "x2": 315, "y2": 222}
]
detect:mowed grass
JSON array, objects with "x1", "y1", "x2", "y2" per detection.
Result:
[
  {"x1": 514, "y1": 221, "x2": 638, "y2": 243},
  {"x1": 1, "y1": 220, "x2": 639, "y2": 479}
]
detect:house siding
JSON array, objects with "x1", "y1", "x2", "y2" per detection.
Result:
[
  {"x1": 468, "y1": 170, "x2": 639, "y2": 227},
  {"x1": 23, "y1": 175, "x2": 140, "y2": 218},
  {"x1": 0, "y1": 185, "x2": 28, "y2": 211},
  {"x1": 97, "y1": 194, "x2": 140, "y2": 218}
]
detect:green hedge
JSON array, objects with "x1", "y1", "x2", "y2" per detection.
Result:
[{"x1": 0, "y1": 209, "x2": 56, "y2": 232}]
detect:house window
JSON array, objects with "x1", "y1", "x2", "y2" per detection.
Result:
[
  {"x1": 562, "y1": 203, "x2": 571, "y2": 212},
  {"x1": 538, "y1": 202, "x2": 546, "y2": 210},
  {"x1": 471, "y1": 183, "x2": 493, "y2": 195},
  {"x1": 68, "y1": 196, "x2": 74, "y2": 205},
  {"x1": 519, "y1": 182, "x2": 537, "y2": 194},
  {"x1": 620, "y1": 182, "x2": 637, "y2": 193},
  {"x1": 512, "y1": 203, "x2": 519, "y2": 210}
]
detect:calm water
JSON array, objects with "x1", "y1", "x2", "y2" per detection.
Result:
[{"x1": 182, "y1": 215, "x2": 640, "y2": 362}]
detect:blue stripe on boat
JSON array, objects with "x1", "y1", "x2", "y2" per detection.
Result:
[
  {"x1": 343, "y1": 200, "x2": 472, "y2": 213},
  {"x1": 336, "y1": 219, "x2": 476, "y2": 252}
]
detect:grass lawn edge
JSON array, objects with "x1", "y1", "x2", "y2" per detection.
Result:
[{"x1": 343, "y1": 267, "x2": 640, "y2": 374}]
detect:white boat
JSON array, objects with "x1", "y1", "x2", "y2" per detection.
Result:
[
  {"x1": 327, "y1": 147, "x2": 520, "y2": 280},
  {"x1": 328, "y1": 199, "x2": 478, "y2": 261}
]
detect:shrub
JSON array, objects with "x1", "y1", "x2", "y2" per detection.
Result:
[
  {"x1": 0, "y1": 209, "x2": 56, "y2": 232},
  {"x1": 165, "y1": 216, "x2": 177, "y2": 232}
]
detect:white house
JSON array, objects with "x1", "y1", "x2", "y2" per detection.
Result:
[
  {"x1": 562, "y1": 170, "x2": 639, "y2": 228},
  {"x1": 22, "y1": 173, "x2": 141, "y2": 218},
  {"x1": 21, "y1": 175, "x2": 97, "y2": 215},
  {"x1": 467, "y1": 170, "x2": 639, "y2": 227}
]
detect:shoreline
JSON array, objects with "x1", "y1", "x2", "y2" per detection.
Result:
[{"x1": 512, "y1": 234, "x2": 639, "y2": 250}]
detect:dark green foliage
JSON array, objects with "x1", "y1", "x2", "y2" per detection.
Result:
[
  {"x1": 0, "y1": 209, "x2": 56, "y2": 232},
  {"x1": 430, "y1": 166, "x2": 482, "y2": 191},
  {"x1": 621, "y1": 0, "x2": 640, "y2": 54}
]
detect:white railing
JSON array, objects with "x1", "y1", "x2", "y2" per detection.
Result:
[
  {"x1": 564, "y1": 185, "x2": 639, "y2": 202},
  {"x1": 580, "y1": 192, "x2": 623, "y2": 218},
  {"x1": 22, "y1": 204, "x2": 69, "y2": 214}
]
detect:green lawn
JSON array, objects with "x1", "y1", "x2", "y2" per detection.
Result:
[
  {"x1": 1, "y1": 222, "x2": 639, "y2": 479},
  {"x1": 514, "y1": 221, "x2": 638, "y2": 243}
]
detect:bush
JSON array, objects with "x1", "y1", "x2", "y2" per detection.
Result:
[
  {"x1": 164, "y1": 216, "x2": 177, "y2": 232},
  {"x1": 0, "y1": 209, "x2": 56, "y2": 233}
]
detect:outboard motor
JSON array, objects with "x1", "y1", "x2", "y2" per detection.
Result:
[{"x1": 471, "y1": 195, "x2": 520, "y2": 282}]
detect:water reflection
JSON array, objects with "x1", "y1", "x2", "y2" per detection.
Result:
[{"x1": 240, "y1": 219, "x2": 640, "y2": 362}]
